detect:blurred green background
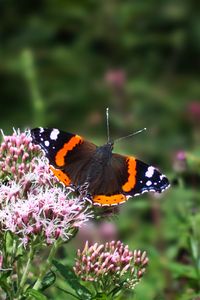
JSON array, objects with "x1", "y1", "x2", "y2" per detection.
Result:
[{"x1": 1, "y1": 0, "x2": 200, "y2": 299}]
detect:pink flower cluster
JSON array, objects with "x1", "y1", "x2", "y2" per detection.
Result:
[
  {"x1": 0, "y1": 130, "x2": 92, "y2": 246},
  {"x1": 0, "y1": 129, "x2": 59, "y2": 189},
  {"x1": 0, "y1": 129, "x2": 40, "y2": 181},
  {"x1": 74, "y1": 240, "x2": 148, "y2": 290},
  {"x1": 0, "y1": 188, "x2": 92, "y2": 245}
]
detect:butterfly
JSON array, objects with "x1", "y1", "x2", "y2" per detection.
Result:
[{"x1": 31, "y1": 127, "x2": 170, "y2": 206}]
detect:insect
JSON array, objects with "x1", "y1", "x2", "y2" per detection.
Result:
[{"x1": 31, "y1": 111, "x2": 170, "y2": 206}]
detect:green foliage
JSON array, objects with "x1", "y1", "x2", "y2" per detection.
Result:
[
  {"x1": 53, "y1": 260, "x2": 92, "y2": 300},
  {"x1": 40, "y1": 271, "x2": 56, "y2": 291},
  {"x1": 26, "y1": 289, "x2": 48, "y2": 300}
]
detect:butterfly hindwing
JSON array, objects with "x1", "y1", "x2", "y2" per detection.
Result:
[
  {"x1": 125, "y1": 157, "x2": 169, "y2": 196},
  {"x1": 92, "y1": 153, "x2": 169, "y2": 205}
]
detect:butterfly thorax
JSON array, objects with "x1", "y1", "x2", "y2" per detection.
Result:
[
  {"x1": 92, "y1": 142, "x2": 113, "y2": 163},
  {"x1": 85, "y1": 143, "x2": 113, "y2": 183}
]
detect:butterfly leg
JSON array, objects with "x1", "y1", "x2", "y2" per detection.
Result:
[{"x1": 76, "y1": 181, "x2": 91, "y2": 199}]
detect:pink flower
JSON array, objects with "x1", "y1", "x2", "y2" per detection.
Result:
[
  {"x1": 0, "y1": 130, "x2": 93, "y2": 247},
  {"x1": 98, "y1": 221, "x2": 118, "y2": 242},
  {"x1": 187, "y1": 101, "x2": 200, "y2": 123},
  {"x1": 105, "y1": 69, "x2": 126, "y2": 89},
  {"x1": 176, "y1": 151, "x2": 186, "y2": 161},
  {"x1": 74, "y1": 240, "x2": 148, "y2": 291},
  {"x1": 0, "y1": 129, "x2": 40, "y2": 182},
  {"x1": 173, "y1": 150, "x2": 187, "y2": 172},
  {"x1": 0, "y1": 185, "x2": 92, "y2": 247}
]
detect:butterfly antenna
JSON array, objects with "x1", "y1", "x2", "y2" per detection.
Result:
[
  {"x1": 106, "y1": 107, "x2": 111, "y2": 143},
  {"x1": 115, "y1": 127, "x2": 147, "y2": 143}
]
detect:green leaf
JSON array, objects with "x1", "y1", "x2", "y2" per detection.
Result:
[
  {"x1": 190, "y1": 236, "x2": 199, "y2": 261},
  {"x1": 53, "y1": 260, "x2": 92, "y2": 299},
  {"x1": 40, "y1": 270, "x2": 56, "y2": 291},
  {"x1": 94, "y1": 293, "x2": 111, "y2": 299},
  {"x1": 0, "y1": 269, "x2": 12, "y2": 280},
  {"x1": 0, "y1": 277, "x2": 12, "y2": 295},
  {"x1": 26, "y1": 289, "x2": 47, "y2": 300},
  {"x1": 167, "y1": 261, "x2": 198, "y2": 280}
]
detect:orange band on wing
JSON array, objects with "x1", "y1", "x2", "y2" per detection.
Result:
[
  {"x1": 55, "y1": 135, "x2": 83, "y2": 167},
  {"x1": 122, "y1": 157, "x2": 137, "y2": 192},
  {"x1": 93, "y1": 194, "x2": 127, "y2": 206},
  {"x1": 50, "y1": 166, "x2": 71, "y2": 186}
]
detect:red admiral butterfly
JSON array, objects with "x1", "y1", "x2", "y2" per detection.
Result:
[{"x1": 31, "y1": 127, "x2": 170, "y2": 206}]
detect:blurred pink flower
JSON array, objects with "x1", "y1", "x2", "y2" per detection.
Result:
[
  {"x1": 74, "y1": 240, "x2": 148, "y2": 290},
  {"x1": 98, "y1": 221, "x2": 118, "y2": 242},
  {"x1": 105, "y1": 69, "x2": 126, "y2": 89},
  {"x1": 75, "y1": 221, "x2": 118, "y2": 250},
  {"x1": 176, "y1": 150, "x2": 186, "y2": 161},
  {"x1": 173, "y1": 150, "x2": 187, "y2": 172},
  {"x1": 187, "y1": 101, "x2": 200, "y2": 123}
]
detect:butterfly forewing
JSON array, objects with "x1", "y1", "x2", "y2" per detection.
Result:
[{"x1": 31, "y1": 128, "x2": 97, "y2": 186}]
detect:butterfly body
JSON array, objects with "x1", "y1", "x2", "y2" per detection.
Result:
[{"x1": 31, "y1": 127, "x2": 170, "y2": 206}]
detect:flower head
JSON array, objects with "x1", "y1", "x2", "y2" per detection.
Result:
[
  {"x1": 74, "y1": 240, "x2": 148, "y2": 293},
  {"x1": 0, "y1": 129, "x2": 40, "y2": 182},
  {"x1": 0, "y1": 130, "x2": 92, "y2": 246}
]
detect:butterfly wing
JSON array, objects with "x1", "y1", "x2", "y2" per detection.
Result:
[
  {"x1": 92, "y1": 153, "x2": 170, "y2": 206},
  {"x1": 31, "y1": 128, "x2": 97, "y2": 186},
  {"x1": 125, "y1": 157, "x2": 170, "y2": 195}
]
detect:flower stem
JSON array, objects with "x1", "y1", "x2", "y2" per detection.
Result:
[
  {"x1": 33, "y1": 239, "x2": 62, "y2": 290},
  {"x1": 16, "y1": 244, "x2": 35, "y2": 298}
]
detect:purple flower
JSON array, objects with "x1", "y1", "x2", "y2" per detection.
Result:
[{"x1": 74, "y1": 240, "x2": 148, "y2": 292}]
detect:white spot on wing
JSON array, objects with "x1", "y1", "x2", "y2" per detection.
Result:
[
  {"x1": 44, "y1": 140, "x2": 50, "y2": 147},
  {"x1": 50, "y1": 129, "x2": 60, "y2": 140},
  {"x1": 39, "y1": 127, "x2": 44, "y2": 133},
  {"x1": 145, "y1": 166, "x2": 155, "y2": 178},
  {"x1": 94, "y1": 203, "x2": 101, "y2": 206},
  {"x1": 146, "y1": 180, "x2": 152, "y2": 186}
]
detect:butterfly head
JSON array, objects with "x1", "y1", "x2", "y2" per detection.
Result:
[
  {"x1": 95, "y1": 141, "x2": 114, "y2": 162},
  {"x1": 107, "y1": 141, "x2": 114, "y2": 150}
]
